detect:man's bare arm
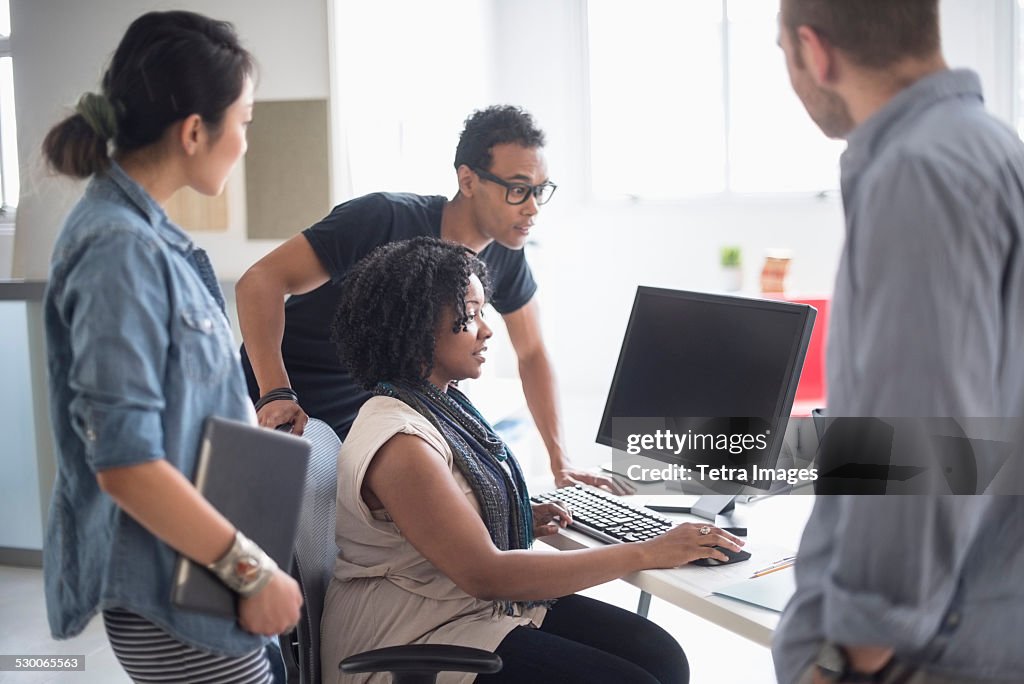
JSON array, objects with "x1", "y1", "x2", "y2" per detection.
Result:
[
  {"x1": 235, "y1": 234, "x2": 329, "y2": 434},
  {"x1": 503, "y1": 300, "x2": 631, "y2": 494}
]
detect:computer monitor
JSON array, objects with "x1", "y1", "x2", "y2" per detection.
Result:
[{"x1": 596, "y1": 287, "x2": 816, "y2": 516}]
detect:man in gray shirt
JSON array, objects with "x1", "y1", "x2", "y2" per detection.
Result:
[{"x1": 774, "y1": 1, "x2": 1024, "y2": 682}]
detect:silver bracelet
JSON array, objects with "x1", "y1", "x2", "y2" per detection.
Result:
[{"x1": 207, "y1": 530, "x2": 278, "y2": 597}]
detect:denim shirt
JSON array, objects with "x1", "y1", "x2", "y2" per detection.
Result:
[{"x1": 43, "y1": 161, "x2": 266, "y2": 657}]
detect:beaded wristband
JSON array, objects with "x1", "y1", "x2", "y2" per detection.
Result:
[{"x1": 254, "y1": 387, "x2": 298, "y2": 412}]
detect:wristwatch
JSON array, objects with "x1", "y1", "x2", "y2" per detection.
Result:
[{"x1": 815, "y1": 642, "x2": 882, "y2": 682}]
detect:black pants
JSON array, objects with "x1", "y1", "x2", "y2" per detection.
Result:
[{"x1": 478, "y1": 594, "x2": 689, "y2": 684}]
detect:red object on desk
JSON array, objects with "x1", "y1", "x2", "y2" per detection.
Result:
[{"x1": 778, "y1": 296, "x2": 829, "y2": 416}]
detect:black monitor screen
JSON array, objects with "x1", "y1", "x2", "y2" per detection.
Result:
[{"x1": 597, "y1": 287, "x2": 815, "y2": 488}]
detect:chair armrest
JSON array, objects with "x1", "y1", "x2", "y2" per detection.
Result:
[{"x1": 340, "y1": 644, "x2": 502, "y2": 675}]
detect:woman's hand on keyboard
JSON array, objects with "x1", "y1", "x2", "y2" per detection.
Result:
[
  {"x1": 531, "y1": 501, "x2": 573, "y2": 537},
  {"x1": 642, "y1": 523, "x2": 745, "y2": 567},
  {"x1": 556, "y1": 467, "x2": 636, "y2": 496}
]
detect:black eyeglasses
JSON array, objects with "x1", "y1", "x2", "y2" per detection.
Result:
[{"x1": 471, "y1": 166, "x2": 557, "y2": 206}]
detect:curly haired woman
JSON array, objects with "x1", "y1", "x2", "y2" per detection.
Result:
[{"x1": 320, "y1": 237, "x2": 745, "y2": 683}]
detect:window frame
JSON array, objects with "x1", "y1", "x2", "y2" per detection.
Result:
[
  {"x1": 582, "y1": 0, "x2": 843, "y2": 206},
  {"x1": 0, "y1": 28, "x2": 15, "y2": 226}
]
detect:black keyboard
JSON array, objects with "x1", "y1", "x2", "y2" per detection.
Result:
[{"x1": 532, "y1": 485, "x2": 674, "y2": 544}]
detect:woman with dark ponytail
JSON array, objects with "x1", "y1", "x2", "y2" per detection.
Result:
[{"x1": 42, "y1": 11, "x2": 301, "y2": 683}]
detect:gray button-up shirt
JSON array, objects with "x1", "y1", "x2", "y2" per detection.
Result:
[{"x1": 774, "y1": 70, "x2": 1024, "y2": 682}]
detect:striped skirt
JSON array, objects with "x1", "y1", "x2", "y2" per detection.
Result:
[{"x1": 102, "y1": 609, "x2": 274, "y2": 684}]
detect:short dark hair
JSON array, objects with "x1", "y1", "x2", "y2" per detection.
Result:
[
  {"x1": 453, "y1": 105, "x2": 546, "y2": 172},
  {"x1": 781, "y1": 0, "x2": 940, "y2": 69},
  {"x1": 332, "y1": 237, "x2": 492, "y2": 389},
  {"x1": 43, "y1": 10, "x2": 255, "y2": 178}
]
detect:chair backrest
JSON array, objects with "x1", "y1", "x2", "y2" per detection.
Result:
[
  {"x1": 284, "y1": 417, "x2": 341, "y2": 684},
  {"x1": 287, "y1": 418, "x2": 503, "y2": 684}
]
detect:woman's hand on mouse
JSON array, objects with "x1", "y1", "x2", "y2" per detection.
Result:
[{"x1": 640, "y1": 522, "x2": 745, "y2": 568}]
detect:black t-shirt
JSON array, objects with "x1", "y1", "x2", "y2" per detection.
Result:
[{"x1": 240, "y1": 192, "x2": 537, "y2": 439}]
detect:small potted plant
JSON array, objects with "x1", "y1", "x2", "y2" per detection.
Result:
[{"x1": 720, "y1": 245, "x2": 743, "y2": 292}]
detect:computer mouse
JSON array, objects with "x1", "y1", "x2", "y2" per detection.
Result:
[{"x1": 691, "y1": 546, "x2": 751, "y2": 567}]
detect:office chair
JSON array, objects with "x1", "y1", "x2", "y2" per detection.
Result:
[{"x1": 283, "y1": 417, "x2": 502, "y2": 683}]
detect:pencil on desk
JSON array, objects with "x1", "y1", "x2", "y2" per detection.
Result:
[
  {"x1": 753, "y1": 555, "x2": 795, "y2": 571},
  {"x1": 749, "y1": 561, "x2": 794, "y2": 577},
  {"x1": 748, "y1": 556, "x2": 794, "y2": 576}
]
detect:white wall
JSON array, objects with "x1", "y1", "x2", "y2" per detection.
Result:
[
  {"x1": 478, "y1": 0, "x2": 1020, "y2": 396},
  {"x1": 9, "y1": 0, "x2": 329, "y2": 280},
  {"x1": 941, "y1": 0, "x2": 1018, "y2": 123},
  {"x1": 485, "y1": 0, "x2": 847, "y2": 383}
]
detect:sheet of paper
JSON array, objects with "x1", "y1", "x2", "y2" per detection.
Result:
[{"x1": 711, "y1": 566, "x2": 796, "y2": 612}]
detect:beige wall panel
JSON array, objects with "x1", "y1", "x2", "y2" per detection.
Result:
[{"x1": 245, "y1": 99, "x2": 330, "y2": 241}]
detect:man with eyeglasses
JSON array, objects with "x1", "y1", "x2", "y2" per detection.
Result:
[{"x1": 236, "y1": 105, "x2": 627, "y2": 493}]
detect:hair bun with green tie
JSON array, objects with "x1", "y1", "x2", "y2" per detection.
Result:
[{"x1": 75, "y1": 92, "x2": 118, "y2": 141}]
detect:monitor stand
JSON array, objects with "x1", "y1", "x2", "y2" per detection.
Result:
[
  {"x1": 601, "y1": 457, "x2": 743, "y2": 520},
  {"x1": 661, "y1": 479, "x2": 739, "y2": 521},
  {"x1": 689, "y1": 494, "x2": 736, "y2": 521}
]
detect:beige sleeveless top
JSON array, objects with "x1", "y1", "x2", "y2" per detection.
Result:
[{"x1": 320, "y1": 396, "x2": 547, "y2": 684}]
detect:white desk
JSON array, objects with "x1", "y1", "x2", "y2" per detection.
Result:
[{"x1": 538, "y1": 492, "x2": 815, "y2": 647}]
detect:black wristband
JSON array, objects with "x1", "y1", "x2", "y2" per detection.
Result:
[{"x1": 254, "y1": 387, "x2": 298, "y2": 412}]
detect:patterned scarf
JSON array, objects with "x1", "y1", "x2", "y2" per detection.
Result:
[{"x1": 374, "y1": 380, "x2": 548, "y2": 615}]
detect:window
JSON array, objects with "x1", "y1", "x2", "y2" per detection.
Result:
[
  {"x1": 587, "y1": 0, "x2": 844, "y2": 200},
  {"x1": 330, "y1": 0, "x2": 488, "y2": 199},
  {"x1": 0, "y1": 0, "x2": 19, "y2": 216}
]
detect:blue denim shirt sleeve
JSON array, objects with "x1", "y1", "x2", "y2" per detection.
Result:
[{"x1": 57, "y1": 226, "x2": 168, "y2": 471}]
